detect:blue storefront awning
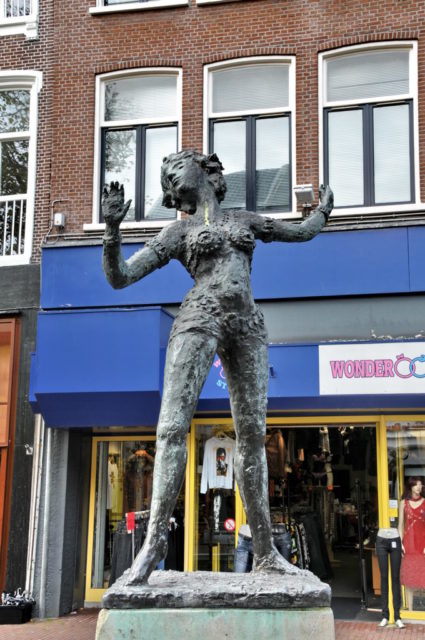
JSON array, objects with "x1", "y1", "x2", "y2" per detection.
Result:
[
  {"x1": 30, "y1": 307, "x2": 173, "y2": 428},
  {"x1": 30, "y1": 307, "x2": 425, "y2": 428}
]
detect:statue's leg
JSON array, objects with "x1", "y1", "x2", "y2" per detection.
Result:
[
  {"x1": 219, "y1": 334, "x2": 301, "y2": 576},
  {"x1": 126, "y1": 331, "x2": 217, "y2": 585}
]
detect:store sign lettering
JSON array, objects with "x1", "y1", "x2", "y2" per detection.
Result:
[
  {"x1": 213, "y1": 356, "x2": 227, "y2": 391},
  {"x1": 319, "y1": 342, "x2": 425, "y2": 395},
  {"x1": 330, "y1": 354, "x2": 425, "y2": 380}
]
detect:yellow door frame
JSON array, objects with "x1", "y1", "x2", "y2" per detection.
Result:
[
  {"x1": 85, "y1": 435, "x2": 156, "y2": 605},
  {"x1": 381, "y1": 415, "x2": 425, "y2": 622}
]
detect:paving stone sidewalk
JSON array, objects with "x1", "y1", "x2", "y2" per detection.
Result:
[{"x1": 0, "y1": 610, "x2": 423, "y2": 639}]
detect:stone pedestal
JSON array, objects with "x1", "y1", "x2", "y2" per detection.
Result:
[{"x1": 96, "y1": 570, "x2": 335, "y2": 640}]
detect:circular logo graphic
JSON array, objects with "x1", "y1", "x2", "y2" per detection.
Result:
[{"x1": 224, "y1": 518, "x2": 236, "y2": 532}]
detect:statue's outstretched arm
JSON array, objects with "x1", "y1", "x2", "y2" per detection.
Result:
[
  {"x1": 252, "y1": 185, "x2": 334, "y2": 243},
  {"x1": 102, "y1": 182, "x2": 178, "y2": 289}
]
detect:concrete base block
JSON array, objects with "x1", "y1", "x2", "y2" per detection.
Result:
[{"x1": 95, "y1": 607, "x2": 335, "y2": 640}]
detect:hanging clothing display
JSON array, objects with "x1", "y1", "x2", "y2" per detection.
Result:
[
  {"x1": 265, "y1": 430, "x2": 285, "y2": 479},
  {"x1": 200, "y1": 436, "x2": 235, "y2": 493},
  {"x1": 400, "y1": 499, "x2": 425, "y2": 589}
]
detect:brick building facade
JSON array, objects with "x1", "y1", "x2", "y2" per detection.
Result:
[
  {"x1": 0, "y1": 1, "x2": 53, "y2": 594},
  {"x1": 6, "y1": 0, "x2": 425, "y2": 623}
]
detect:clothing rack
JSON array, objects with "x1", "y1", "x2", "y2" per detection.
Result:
[{"x1": 125, "y1": 510, "x2": 150, "y2": 561}]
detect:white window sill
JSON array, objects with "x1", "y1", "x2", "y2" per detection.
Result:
[
  {"x1": 0, "y1": 16, "x2": 38, "y2": 39},
  {"x1": 0, "y1": 254, "x2": 30, "y2": 266},
  {"x1": 330, "y1": 203, "x2": 425, "y2": 218},
  {"x1": 85, "y1": 210, "x2": 301, "y2": 232},
  {"x1": 84, "y1": 219, "x2": 176, "y2": 232},
  {"x1": 196, "y1": 0, "x2": 244, "y2": 4},
  {"x1": 89, "y1": 0, "x2": 188, "y2": 15}
]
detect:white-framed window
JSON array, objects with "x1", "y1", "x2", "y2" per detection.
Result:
[
  {"x1": 204, "y1": 57, "x2": 297, "y2": 217},
  {"x1": 89, "y1": 69, "x2": 182, "y2": 229},
  {"x1": 0, "y1": 72, "x2": 42, "y2": 265},
  {"x1": 89, "y1": 0, "x2": 188, "y2": 15},
  {"x1": 0, "y1": 0, "x2": 38, "y2": 39},
  {"x1": 319, "y1": 42, "x2": 421, "y2": 216}
]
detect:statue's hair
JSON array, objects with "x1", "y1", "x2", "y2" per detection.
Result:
[{"x1": 161, "y1": 150, "x2": 227, "y2": 204}]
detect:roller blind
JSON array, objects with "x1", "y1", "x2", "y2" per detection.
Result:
[
  {"x1": 104, "y1": 75, "x2": 177, "y2": 121},
  {"x1": 326, "y1": 50, "x2": 409, "y2": 102},
  {"x1": 212, "y1": 64, "x2": 289, "y2": 113}
]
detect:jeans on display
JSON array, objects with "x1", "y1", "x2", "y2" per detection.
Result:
[
  {"x1": 233, "y1": 530, "x2": 292, "y2": 573},
  {"x1": 375, "y1": 535, "x2": 402, "y2": 620}
]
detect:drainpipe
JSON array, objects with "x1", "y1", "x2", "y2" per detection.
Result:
[
  {"x1": 25, "y1": 415, "x2": 45, "y2": 596},
  {"x1": 38, "y1": 426, "x2": 52, "y2": 619}
]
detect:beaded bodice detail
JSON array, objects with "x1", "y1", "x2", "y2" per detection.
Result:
[{"x1": 183, "y1": 212, "x2": 256, "y2": 278}]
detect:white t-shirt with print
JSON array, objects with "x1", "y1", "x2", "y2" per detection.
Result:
[{"x1": 200, "y1": 436, "x2": 235, "y2": 494}]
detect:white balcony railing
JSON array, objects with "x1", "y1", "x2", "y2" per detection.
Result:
[
  {"x1": 4, "y1": 0, "x2": 32, "y2": 18},
  {"x1": 0, "y1": 196, "x2": 27, "y2": 257}
]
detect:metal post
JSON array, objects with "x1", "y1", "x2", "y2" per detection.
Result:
[{"x1": 355, "y1": 479, "x2": 368, "y2": 609}]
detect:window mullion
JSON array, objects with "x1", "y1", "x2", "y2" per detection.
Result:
[
  {"x1": 208, "y1": 118, "x2": 215, "y2": 154},
  {"x1": 323, "y1": 108, "x2": 330, "y2": 188},
  {"x1": 246, "y1": 116, "x2": 255, "y2": 211},
  {"x1": 408, "y1": 99, "x2": 415, "y2": 203},
  {"x1": 363, "y1": 104, "x2": 373, "y2": 207},
  {"x1": 99, "y1": 128, "x2": 107, "y2": 222},
  {"x1": 136, "y1": 125, "x2": 144, "y2": 221}
]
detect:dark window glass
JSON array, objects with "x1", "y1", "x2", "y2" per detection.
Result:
[
  {"x1": 213, "y1": 120, "x2": 246, "y2": 210},
  {"x1": 5, "y1": 0, "x2": 32, "y2": 17},
  {"x1": 325, "y1": 101, "x2": 413, "y2": 208},
  {"x1": 0, "y1": 139, "x2": 29, "y2": 196},
  {"x1": 0, "y1": 90, "x2": 30, "y2": 133},
  {"x1": 101, "y1": 125, "x2": 177, "y2": 222},
  {"x1": 211, "y1": 115, "x2": 291, "y2": 213},
  {"x1": 104, "y1": 129, "x2": 137, "y2": 221},
  {"x1": 256, "y1": 116, "x2": 290, "y2": 212}
]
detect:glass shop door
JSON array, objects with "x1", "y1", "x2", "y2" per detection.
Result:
[
  {"x1": 187, "y1": 422, "x2": 243, "y2": 572},
  {"x1": 386, "y1": 419, "x2": 425, "y2": 618}
]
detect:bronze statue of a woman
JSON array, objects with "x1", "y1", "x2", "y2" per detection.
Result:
[{"x1": 102, "y1": 150, "x2": 334, "y2": 585}]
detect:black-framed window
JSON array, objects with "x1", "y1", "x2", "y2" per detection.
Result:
[
  {"x1": 98, "y1": 72, "x2": 179, "y2": 222},
  {"x1": 324, "y1": 101, "x2": 414, "y2": 208},
  {"x1": 210, "y1": 114, "x2": 291, "y2": 212},
  {"x1": 101, "y1": 124, "x2": 177, "y2": 221},
  {"x1": 322, "y1": 45, "x2": 417, "y2": 210},
  {"x1": 207, "y1": 60, "x2": 294, "y2": 213}
]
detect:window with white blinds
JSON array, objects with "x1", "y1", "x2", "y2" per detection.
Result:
[
  {"x1": 98, "y1": 71, "x2": 180, "y2": 223},
  {"x1": 207, "y1": 59, "x2": 295, "y2": 215},
  {"x1": 322, "y1": 44, "x2": 417, "y2": 211}
]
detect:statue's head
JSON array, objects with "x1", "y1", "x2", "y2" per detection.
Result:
[{"x1": 161, "y1": 150, "x2": 227, "y2": 212}]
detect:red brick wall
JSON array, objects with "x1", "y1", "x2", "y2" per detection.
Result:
[
  {"x1": 0, "y1": 1, "x2": 54, "y2": 263},
  {"x1": 20, "y1": 1, "x2": 425, "y2": 254}
]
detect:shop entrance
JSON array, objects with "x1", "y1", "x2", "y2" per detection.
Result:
[
  {"x1": 264, "y1": 423, "x2": 378, "y2": 605},
  {"x1": 188, "y1": 419, "x2": 380, "y2": 609}
]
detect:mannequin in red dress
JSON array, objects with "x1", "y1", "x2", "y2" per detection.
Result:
[{"x1": 398, "y1": 477, "x2": 425, "y2": 610}]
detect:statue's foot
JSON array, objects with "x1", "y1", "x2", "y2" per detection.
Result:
[
  {"x1": 124, "y1": 536, "x2": 168, "y2": 587},
  {"x1": 252, "y1": 550, "x2": 309, "y2": 577}
]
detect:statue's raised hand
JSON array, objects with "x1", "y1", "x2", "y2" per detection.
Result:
[
  {"x1": 102, "y1": 182, "x2": 132, "y2": 229},
  {"x1": 318, "y1": 184, "x2": 334, "y2": 218}
]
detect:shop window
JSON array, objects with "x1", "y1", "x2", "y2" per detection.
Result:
[
  {"x1": 0, "y1": 72, "x2": 41, "y2": 265},
  {"x1": 205, "y1": 59, "x2": 295, "y2": 215},
  {"x1": 320, "y1": 43, "x2": 419, "y2": 214},
  {"x1": 387, "y1": 421, "x2": 425, "y2": 614},
  {"x1": 87, "y1": 437, "x2": 185, "y2": 600},
  {"x1": 192, "y1": 425, "x2": 237, "y2": 572},
  {"x1": 94, "y1": 70, "x2": 181, "y2": 226},
  {"x1": 190, "y1": 418, "x2": 379, "y2": 597}
]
